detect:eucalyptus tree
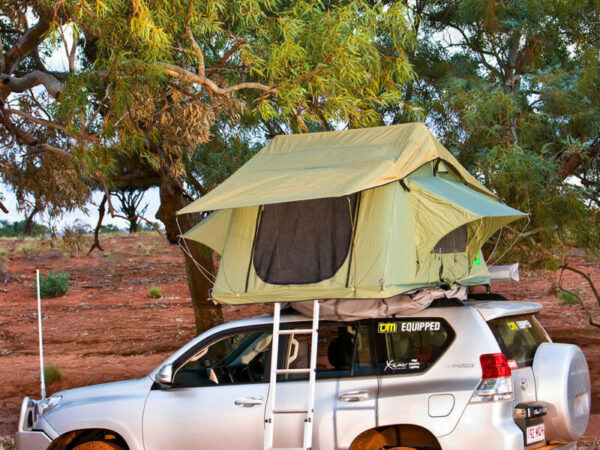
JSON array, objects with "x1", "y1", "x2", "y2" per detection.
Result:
[
  {"x1": 0, "y1": 0, "x2": 416, "y2": 331},
  {"x1": 384, "y1": 0, "x2": 600, "y2": 257}
]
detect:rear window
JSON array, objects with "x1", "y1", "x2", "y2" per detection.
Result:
[
  {"x1": 375, "y1": 318, "x2": 455, "y2": 375},
  {"x1": 487, "y1": 315, "x2": 549, "y2": 369}
]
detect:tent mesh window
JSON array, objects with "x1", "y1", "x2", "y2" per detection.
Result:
[
  {"x1": 253, "y1": 194, "x2": 358, "y2": 285},
  {"x1": 432, "y1": 225, "x2": 467, "y2": 253}
]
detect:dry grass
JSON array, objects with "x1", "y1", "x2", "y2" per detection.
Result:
[{"x1": 0, "y1": 436, "x2": 15, "y2": 450}]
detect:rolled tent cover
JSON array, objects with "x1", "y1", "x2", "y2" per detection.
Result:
[{"x1": 180, "y1": 124, "x2": 526, "y2": 305}]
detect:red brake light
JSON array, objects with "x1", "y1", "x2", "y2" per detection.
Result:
[{"x1": 480, "y1": 353, "x2": 511, "y2": 379}]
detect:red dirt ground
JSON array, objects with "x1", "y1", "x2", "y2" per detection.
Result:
[{"x1": 0, "y1": 234, "x2": 598, "y2": 447}]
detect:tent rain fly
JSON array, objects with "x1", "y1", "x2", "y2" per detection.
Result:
[{"x1": 179, "y1": 123, "x2": 526, "y2": 305}]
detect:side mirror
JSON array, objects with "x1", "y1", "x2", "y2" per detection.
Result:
[{"x1": 155, "y1": 364, "x2": 173, "y2": 386}]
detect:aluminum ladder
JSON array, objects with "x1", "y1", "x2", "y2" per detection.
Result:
[{"x1": 264, "y1": 300, "x2": 320, "y2": 450}]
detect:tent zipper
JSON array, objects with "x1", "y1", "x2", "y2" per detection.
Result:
[
  {"x1": 245, "y1": 205, "x2": 263, "y2": 293},
  {"x1": 345, "y1": 193, "x2": 361, "y2": 288}
]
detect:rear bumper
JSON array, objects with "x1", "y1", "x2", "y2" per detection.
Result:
[
  {"x1": 438, "y1": 401, "x2": 523, "y2": 450},
  {"x1": 543, "y1": 443, "x2": 576, "y2": 450}
]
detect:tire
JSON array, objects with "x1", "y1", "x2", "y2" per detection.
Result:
[
  {"x1": 350, "y1": 429, "x2": 418, "y2": 450},
  {"x1": 72, "y1": 440, "x2": 122, "y2": 450}
]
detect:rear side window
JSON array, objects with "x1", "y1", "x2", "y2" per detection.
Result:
[
  {"x1": 487, "y1": 315, "x2": 549, "y2": 369},
  {"x1": 375, "y1": 318, "x2": 455, "y2": 375},
  {"x1": 280, "y1": 322, "x2": 376, "y2": 381}
]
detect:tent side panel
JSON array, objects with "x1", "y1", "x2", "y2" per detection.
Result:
[
  {"x1": 182, "y1": 209, "x2": 233, "y2": 254},
  {"x1": 212, "y1": 206, "x2": 260, "y2": 300}
]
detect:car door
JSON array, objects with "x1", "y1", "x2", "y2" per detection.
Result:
[
  {"x1": 271, "y1": 321, "x2": 379, "y2": 449},
  {"x1": 143, "y1": 326, "x2": 272, "y2": 450}
]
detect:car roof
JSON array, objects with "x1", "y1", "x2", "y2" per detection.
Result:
[{"x1": 465, "y1": 300, "x2": 542, "y2": 321}]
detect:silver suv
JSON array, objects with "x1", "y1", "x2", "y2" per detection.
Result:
[{"x1": 16, "y1": 299, "x2": 591, "y2": 450}]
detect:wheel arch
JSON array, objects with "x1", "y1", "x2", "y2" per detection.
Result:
[
  {"x1": 349, "y1": 424, "x2": 441, "y2": 450},
  {"x1": 48, "y1": 428, "x2": 129, "y2": 450}
]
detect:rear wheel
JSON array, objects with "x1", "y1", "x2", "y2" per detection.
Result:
[{"x1": 349, "y1": 426, "x2": 439, "y2": 450}]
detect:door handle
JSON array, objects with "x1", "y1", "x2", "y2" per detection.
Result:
[
  {"x1": 234, "y1": 396, "x2": 264, "y2": 407},
  {"x1": 338, "y1": 391, "x2": 369, "y2": 402}
]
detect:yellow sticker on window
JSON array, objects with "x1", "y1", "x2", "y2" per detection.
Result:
[
  {"x1": 378, "y1": 322, "x2": 397, "y2": 333},
  {"x1": 507, "y1": 322, "x2": 518, "y2": 331}
]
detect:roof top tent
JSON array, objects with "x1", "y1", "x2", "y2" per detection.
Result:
[{"x1": 178, "y1": 123, "x2": 525, "y2": 305}]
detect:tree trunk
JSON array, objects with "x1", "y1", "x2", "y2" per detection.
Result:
[
  {"x1": 24, "y1": 206, "x2": 39, "y2": 236},
  {"x1": 128, "y1": 217, "x2": 138, "y2": 233},
  {"x1": 156, "y1": 171, "x2": 223, "y2": 334}
]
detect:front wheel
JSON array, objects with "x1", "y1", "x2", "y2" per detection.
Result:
[
  {"x1": 72, "y1": 441, "x2": 123, "y2": 450},
  {"x1": 72, "y1": 441, "x2": 122, "y2": 450}
]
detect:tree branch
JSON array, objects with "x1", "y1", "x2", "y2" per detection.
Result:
[
  {"x1": 559, "y1": 263, "x2": 600, "y2": 328},
  {"x1": 88, "y1": 194, "x2": 106, "y2": 255},
  {"x1": 4, "y1": 17, "x2": 51, "y2": 73},
  {"x1": 208, "y1": 39, "x2": 247, "y2": 73},
  {"x1": 559, "y1": 136, "x2": 600, "y2": 179},
  {"x1": 158, "y1": 62, "x2": 277, "y2": 95},
  {"x1": 6, "y1": 108, "x2": 69, "y2": 134},
  {"x1": 186, "y1": 23, "x2": 205, "y2": 76},
  {"x1": 0, "y1": 35, "x2": 5, "y2": 73},
  {"x1": 1, "y1": 71, "x2": 64, "y2": 99},
  {"x1": 0, "y1": 200, "x2": 8, "y2": 214}
]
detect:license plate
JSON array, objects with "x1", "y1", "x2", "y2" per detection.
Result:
[{"x1": 526, "y1": 423, "x2": 545, "y2": 445}]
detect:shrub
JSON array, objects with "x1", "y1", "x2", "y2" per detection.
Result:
[
  {"x1": 61, "y1": 227, "x2": 89, "y2": 253},
  {"x1": 558, "y1": 289, "x2": 581, "y2": 306},
  {"x1": 148, "y1": 286, "x2": 162, "y2": 299},
  {"x1": 19, "y1": 243, "x2": 39, "y2": 254},
  {"x1": 0, "y1": 435, "x2": 16, "y2": 450},
  {"x1": 37, "y1": 272, "x2": 70, "y2": 298},
  {"x1": 44, "y1": 365, "x2": 63, "y2": 385}
]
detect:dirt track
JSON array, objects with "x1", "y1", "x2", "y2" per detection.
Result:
[{"x1": 0, "y1": 234, "x2": 598, "y2": 445}]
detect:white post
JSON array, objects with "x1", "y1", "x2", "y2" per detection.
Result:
[{"x1": 36, "y1": 269, "x2": 46, "y2": 399}]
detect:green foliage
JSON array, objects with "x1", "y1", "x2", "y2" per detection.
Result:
[
  {"x1": 19, "y1": 243, "x2": 40, "y2": 254},
  {"x1": 38, "y1": 272, "x2": 70, "y2": 299},
  {"x1": 148, "y1": 286, "x2": 162, "y2": 299},
  {"x1": 387, "y1": 0, "x2": 600, "y2": 257},
  {"x1": 558, "y1": 289, "x2": 582, "y2": 306},
  {"x1": 43, "y1": 365, "x2": 63, "y2": 386},
  {"x1": 99, "y1": 224, "x2": 122, "y2": 233},
  {"x1": 0, "y1": 220, "x2": 49, "y2": 238}
]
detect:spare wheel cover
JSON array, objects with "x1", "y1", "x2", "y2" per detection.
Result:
[{"x1": 532, "y1": 342, "x2": 591, "y2": 441}]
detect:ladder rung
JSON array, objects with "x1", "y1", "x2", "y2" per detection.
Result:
[
  {"x1": 277, "y1": 328, "x2": 313, "y2": 335},
  {"x1": 272, "y1": 409, "x2": 308, "y2": 414},
  {"x1": 275, "y1": 368, "x2": 311, "y2": 375}
]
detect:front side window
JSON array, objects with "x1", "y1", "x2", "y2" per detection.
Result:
[
  {"x1": 173, "y1": 329, "x2": 272, "y2": 388},
  {"x1": 487, "y1": 315, "x2": 549, "y2": 368},
  {"x1": 375, "y1": 318, "x2": 455, "y2": 375},
  {"x1": 280, "y1": 322, "x2": 375, "y2": 381}
]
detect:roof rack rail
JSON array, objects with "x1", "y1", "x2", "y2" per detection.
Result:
[{"x1": 468, "y1": 293, "x2": 508, "y2": 301}]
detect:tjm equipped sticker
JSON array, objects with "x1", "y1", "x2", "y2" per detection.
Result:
[{"x1": 378, "y1": 321, "x2": 441, "y2": 333}]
